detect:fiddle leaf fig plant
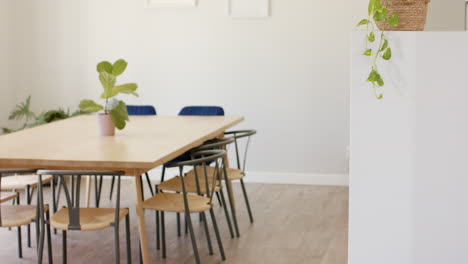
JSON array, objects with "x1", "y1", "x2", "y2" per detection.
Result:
[
  {"x1": 79, "y1": 59, "x2": 138, "y2": 130},
  {"x1": 357, "y1": 0, "x2": 399, "y2": 99}
]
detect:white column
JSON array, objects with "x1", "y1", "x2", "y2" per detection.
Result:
[{"x1": 349, "y1": 31, "x2": 468, "y2": 264}]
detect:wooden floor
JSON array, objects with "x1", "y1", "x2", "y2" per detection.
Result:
[{"x1": 0, "y1": 180, "x2": 348, "y2": 264}]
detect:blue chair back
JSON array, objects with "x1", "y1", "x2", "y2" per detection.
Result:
[
  {"x1": 178, "y1": 106, "x2": 224, "y2": 116},
  {"x1": 127, "y1": 105, "x2": 157, "y2": 116}
]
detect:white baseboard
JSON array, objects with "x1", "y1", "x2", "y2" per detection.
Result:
[
  {"x1": 138, "y1": 168, "x2": 349, "y2": 186},
  {"x1": 243, "y1": 171, "x2": 349, "y2": 186}
]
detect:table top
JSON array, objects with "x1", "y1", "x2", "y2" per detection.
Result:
[{"x1": 0, "y1": 115, "x2": 243, "y2": 174}]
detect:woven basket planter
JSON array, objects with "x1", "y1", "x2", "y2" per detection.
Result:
[{"x1": 376, "y1": 0, "x2": 430, "y2": 31}]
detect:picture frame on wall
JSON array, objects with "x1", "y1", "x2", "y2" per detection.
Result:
[
  {"x1": 229, "y1": 0, "x2": 270, "y2": 18},
  {"x1": 147, "y1": 0, "x2": 196, "y2": 7}
]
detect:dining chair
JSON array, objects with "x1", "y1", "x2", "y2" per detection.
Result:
[
  {"x1": 0, "y1": 169, "x2": 53, "y2": 262},
  {"x1": 0, "y1": 170, "x2": 56, "y2": 246},
  {"x1": 37, "y1": 170, "x2": 131, "y2": 264},
  {"x1": 159, "y1": 106, "x2": 225, "y2": 237},
  {"x1": 158, "y1": 137, "x2": 237, "y2": 238},
  {"x1": 161, "y1": 130, "x2": 257, "y2": 239},
  {"x1": 221, "y1": 130, "x2": 257, "y2": 223},
  {"x1": 144, "y1": 149, "x2": 227, "y2": 264},
  {"x1": 108, "y1": 105, "x2": 158, "y2": 202}
]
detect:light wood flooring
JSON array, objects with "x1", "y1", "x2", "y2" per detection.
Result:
[{"x1": 0, "y1": 180, "x2": 348, "y2": 264}]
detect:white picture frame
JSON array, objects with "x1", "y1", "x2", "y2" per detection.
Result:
[
  {"x1": 148, "y1": 0, "x2": 196, "y2": 7},
  {"x1": 228, "y1": 0, "x2": 270, "y2": 18}
]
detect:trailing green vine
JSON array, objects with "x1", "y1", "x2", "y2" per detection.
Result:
[{"x1": 357, "y1": 0, "x2": 399, "y2": 99}]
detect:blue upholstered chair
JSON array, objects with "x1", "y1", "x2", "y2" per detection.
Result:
[
  {"x1": 178, "y1": 106, "x2": 224, "y2": 116},
  {"x1": 127, "y1": 105, "x2": 157, "y2": 116}
]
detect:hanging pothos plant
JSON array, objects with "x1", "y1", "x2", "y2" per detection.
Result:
[{"x1": 357, "y1": 0, "x2": 399, "y2": 99}]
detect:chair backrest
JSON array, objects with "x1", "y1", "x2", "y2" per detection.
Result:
[
  {"x1": 0, "y1": 169, "x2": 38, "y2": 226},
  {"x1": 166, "y1": 150, "x2": 227, "y2": 204},
  {"x1": 178, "y1": 106, "x2": 224, "y2": 116},
  {"x1": 37, "y1": 170, "x2": 124, "y2": 231},
  {"x1": 224, "y1": 130, "x2": 257, "y2": 172},
  {"x1": 127, "y1": 105, "x2": 157, "y2": 116}
]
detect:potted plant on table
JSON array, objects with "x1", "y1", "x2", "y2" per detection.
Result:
[{"x1": 79, "y1": 59, "x2": 138, "y2": 136}]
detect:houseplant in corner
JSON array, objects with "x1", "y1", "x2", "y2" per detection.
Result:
[{"x1": 79, "y1": 59, "x2": 138, "y2": 136}]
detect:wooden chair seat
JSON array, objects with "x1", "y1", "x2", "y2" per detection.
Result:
[
  {"x1": 142, "y1": 193, "x2": 213, "y2": 213},
  {"x1": 50, "y1": 207, "x2": 129, "y2": 231},
  {"x1": 186, "y1": 166, "x2": 245, "y2": 181},
  {"x1": 0, "y1": 205, "x2": 48, "y2": 228},
  {"x1": 0, "y1": 175, "x2": 53, "y2": 190},
  {"x1": 0, "y1": 192, "x2": 18, "y2": 203},
  {"x1": 158, "y1": 174, "x2": 221, "y2": 194}
]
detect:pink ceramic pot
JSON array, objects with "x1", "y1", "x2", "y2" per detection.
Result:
[{"x1": 97, "y1": 114, "x2": 115, "y2": 136}]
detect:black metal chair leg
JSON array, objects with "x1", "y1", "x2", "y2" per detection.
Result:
[
  {"x1": 144, "y1": 173, "x2": 154, "y2": 196},
  {"x1": 114, "y1": 224, "x2": 121, "y2": 264},
  {"x1": 94, "y1": 176, "x2": 99, "y2": 208},
  {"x1": 26, "y1": 185, "x2": 31, "y2": 248},
  {"x1": 218, "y1": 188, "x2": 234, "y2": 238},
  {"x1": 185, "y1": 214, "x2": 188, "y2": 234},
  {"x1": 185, "y1": 213, "x2": 201, "y2": 264},
  {"x1": 240, "y1": 179, "x2": 254, "y2": 223},
  {"x1": 98, "y1": 175, "x2": 103, "y2": 207},
  {"x1": 109, "y1": 176, "x2": 115, "y2": 200},
  {"x1": 46, "y1": 210, "x2": 53, "y2": 264},
  {"x1": 155, "y1": 210, "x2": 160, "y2": 250},
  {"x1": 161, "y1": 211, "x2": 166, "y2": 259},
  {"x1": 17, "y1": 226, "x2": 22, "y2": 258},
  {"x1": 215, "y1": 192, "x2": 223, "y2": 207},
  {"x1": 177, "y1": 212, "x2": 181, "y2": 236},
  {"x1": 51, "y1": 176, "x2": 57, "y2": 235},
  {"x1": 223, "y1": 174, "x2": 240, "y2": 237},
  {"x1": 63, "y1": 230, "x2": 67, "y2": 264},
  {"x1": 155, "y1": 186, "x2": 160, "y2": 251},
  {"x1": 209, "y1": 208, "x2": 226, "y2": 260},
  {"x1": 125, "y1": 214, "x2": 131, "y2": 264},
  {"x1": 201, "y1": 212, "x2": 213, "y2": 255}
]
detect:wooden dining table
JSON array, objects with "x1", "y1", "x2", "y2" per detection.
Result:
[{"x1": 0, "y1": 114, "x2": 244, "y2": 263}]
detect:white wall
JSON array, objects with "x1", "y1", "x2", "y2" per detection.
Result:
[
  {"x1": 0, "y1": 1, "x2": 15, "y2": 128},
  {"x1": 6, "y1": 0, "x2": 354, "y2": 182},
  {"x1": 1, "y1": 0, "x2": 465, "y2": 183}
]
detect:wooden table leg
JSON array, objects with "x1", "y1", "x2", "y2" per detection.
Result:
[
  {"x1": 134, "y1": 172, "x2": 150, "y2": 264},
  {"x1": 85, "y1": 176, "x2": 91, "y2": 208}
]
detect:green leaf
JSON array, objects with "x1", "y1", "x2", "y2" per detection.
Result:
[
  {"x1": 377, "y1": 78, "x2": 384, "y2": 87},
  {"x1": 367, "y1": 70, "x2": 380, "y2": 82},
  {"x1": 368, "y1": 32, "x2": 375, "y2": 42},
  {"x1": 8, "y1": 95, "x2": 36, "y2": 122},
  {"x1": 97, "y1": 61, "x2": 112, "y2": 74},
  {"x1": 363, "y1": 49, "x2": 372, "y2": 56},
  {"x1": 113, "y1": 83, "x2": 139, "y2": 96},
  {"x1": 79, "y1": 100, "x2": 104, "y2": 113},
  {"x1": 389, "y1": 13, "x2": 399, "y2": 27},
  {"x1": 383, "y1": 47, "x2": 392, "y2": 60},
  {"x1": 357, "y1": 19, "x2": 369, "y2": 26},
  {"x1": 368, "y1": 0, "x2": 380, "y2": 15},
  {"x1": 373, "y1": 8, "x2": 387, "y2": 22},
  {"x1": 109, "y1": 101, "x2": 129, "y2": 130},
  {"x1": 100, "y1": 89, "x2": 119, "y2": 99},
  {"x1": 380, "y1": 39, "x2": 388, "y2": 51},
  {"x1": 99, "y1": 72, "x2": 117, "y2": 98},
  {"x1": 112, "y1": 59, "x2": 128, "y2": 76}
]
